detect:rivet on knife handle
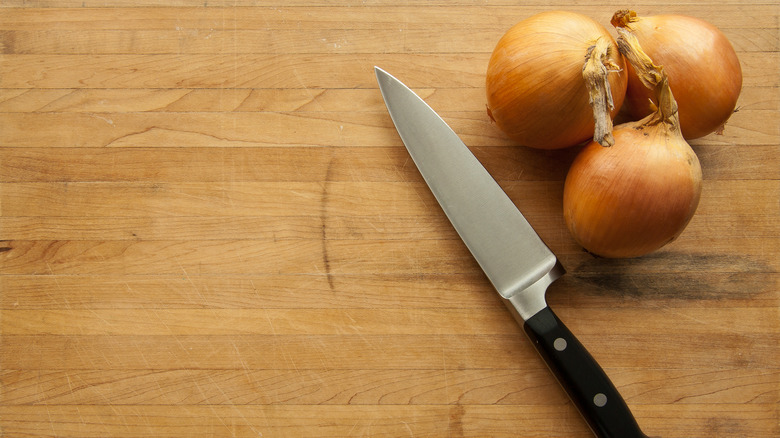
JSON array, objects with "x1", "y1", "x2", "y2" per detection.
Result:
[{"x1": 375, "y1": 66, "x2": 653, "y2": 438}]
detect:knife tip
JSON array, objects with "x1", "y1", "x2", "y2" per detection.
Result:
[{"x1": 374, "y1": 66, "x2": 390, "y2": 86}]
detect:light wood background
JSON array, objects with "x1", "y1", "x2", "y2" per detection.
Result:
[{"x1": 1, "y1": 1, "x2": 778, "y2": 437}]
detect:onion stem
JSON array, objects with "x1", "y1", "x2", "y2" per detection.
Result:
[
  {"x1": 582, "y1": 37, "x2": 622, "y2": 147},
  {"x1": 616, "y1": 27, "x2": 680, "y2": 130}
]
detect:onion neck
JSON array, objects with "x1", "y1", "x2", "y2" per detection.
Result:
[
  {"x1": 616, "y1": 27, "x2": 682, "y2": 135},
  {"x1": 582, "y1": 37, "x2": 622, "y2": 147}
]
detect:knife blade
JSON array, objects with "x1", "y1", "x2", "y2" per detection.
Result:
[{"x1": 375, "y1": 66, "x2": 650, "y2": 438}]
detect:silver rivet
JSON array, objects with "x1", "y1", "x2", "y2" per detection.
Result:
[
  {"x1": 553, "y1": 337, "x2": 567, "y2": 351},
  {"x1": 593, "y1": 393, "x2": 608, "y2": 407}
]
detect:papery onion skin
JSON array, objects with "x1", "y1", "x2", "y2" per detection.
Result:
[
  {"x1": 486, "y1": 11, "x2": 627, "y2": 149},
  {"x1": 563, "y1": 120, "x2": 702, "y2": 258},
  {"x1": 612, "y1": 11, "x2": 742, "y2": 139}
]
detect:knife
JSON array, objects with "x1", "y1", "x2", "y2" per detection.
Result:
[{"x1": 375, "y1": 67, "x2": 650, "y2": 438}]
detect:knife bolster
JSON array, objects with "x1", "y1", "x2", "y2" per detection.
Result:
[{"x1": 502, "y1": 260, "x2": 563, "y2": 321}]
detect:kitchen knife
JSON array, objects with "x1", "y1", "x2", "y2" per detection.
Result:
[{"x1": 375, "y1": 66, "x2": 650, "y2": 438}]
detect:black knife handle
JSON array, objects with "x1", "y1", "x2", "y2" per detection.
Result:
[{"x1": 523, "y1": 306, "x2": 649, "y2": 438}]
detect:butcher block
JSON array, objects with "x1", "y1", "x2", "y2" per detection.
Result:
[{"x1": 0, "y1": 1, "x2": 778, "y2": 437}]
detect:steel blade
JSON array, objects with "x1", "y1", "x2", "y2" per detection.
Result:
[{"x1": 375, "y1": 67, "x2": 562, "y2": 319}]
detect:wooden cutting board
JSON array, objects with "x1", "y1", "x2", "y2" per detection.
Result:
[{"x1": 1, "y1": 1, "x2": 778, "y2": 437}]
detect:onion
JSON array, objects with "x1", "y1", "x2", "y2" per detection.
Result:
[
  {"x1": 563, "y1": 29, "x2": 703, "y2": 258},
  {"x1": 486, "y1": 11, "x2": 627, "y2": 149},
  {"x1": 611, "y1": 10, "x2": 742, "y2": 139}
]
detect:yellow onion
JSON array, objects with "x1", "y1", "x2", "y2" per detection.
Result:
[
  {"x1": 486, "y1": 11, "x2": 627, "y2": 149},
  {"x1": 611, "y1": 10, "x2": 742, "y2": 139},
  {"x1": 563, "y1": 29, "x2": 702, "y2": 258}
]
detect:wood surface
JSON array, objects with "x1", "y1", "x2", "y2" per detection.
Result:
[{"x1": 1, "y1": 1, "x2": 778, "y2": 437}]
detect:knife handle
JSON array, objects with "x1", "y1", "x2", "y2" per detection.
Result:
[{"x1": 523, "y1": 306, "x2": 649, "y2": 438}]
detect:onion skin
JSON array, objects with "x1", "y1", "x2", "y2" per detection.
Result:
[
  {"x1": 612, "y1": 11, "x2": 742, "y2": 139},
  {"x1": 486, "y1": 11, "x2": 627, "y2": 149},
  {"x1": 563, "y1": 120, "x2": 702, "y2": 258}
]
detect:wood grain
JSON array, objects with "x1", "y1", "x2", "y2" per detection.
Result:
[{"x1": 1, "y1": 1, "x2": 778, "y2": 437}]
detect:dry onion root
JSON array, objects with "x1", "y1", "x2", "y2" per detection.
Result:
[
  {"x1": 611, "y1": 10, "x2": 743, "y2": 139},
  {"x1": 562, "y1": 28, "x2": 703, "y2": 258},
  {"x1": 486, "y1": 11, "x2": 627, "y2": 149}
]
